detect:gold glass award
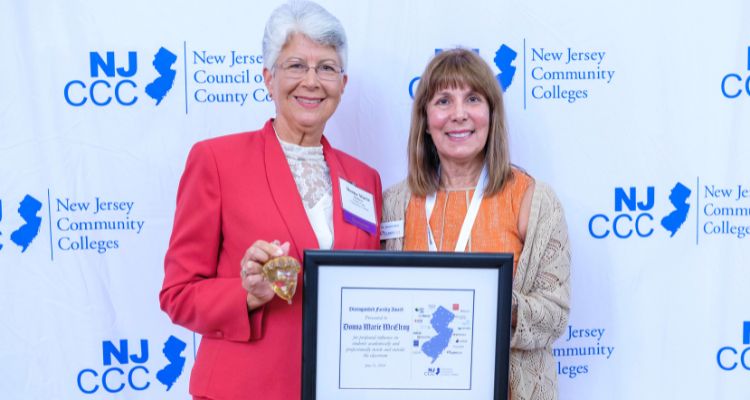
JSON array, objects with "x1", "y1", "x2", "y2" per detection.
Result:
[{"x1": 262, "y1": 256, "x2": 301, "y2": 304}]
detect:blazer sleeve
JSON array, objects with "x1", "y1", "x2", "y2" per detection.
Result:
[
  {"x1": 510, "y1": 184, "x2": 571, "y2": 350},
  {"x1": 159, "y1": 141, "x2": 256, "y2": 342}
]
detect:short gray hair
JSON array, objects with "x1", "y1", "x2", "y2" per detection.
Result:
[{"x1": 262, "y1": 0, "x2": 348, "y2": 71}]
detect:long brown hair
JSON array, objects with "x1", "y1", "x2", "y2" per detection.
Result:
[{"x1": 407, "y1": 48, "x2": 512, "y2": 196}]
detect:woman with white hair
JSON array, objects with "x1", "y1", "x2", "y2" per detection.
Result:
[{"x1": 160, "y1": 1, "x2": 382, "y2": 399}]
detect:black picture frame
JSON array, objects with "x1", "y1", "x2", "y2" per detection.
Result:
[{"x1": 301, "y1": 250, "x2": 513, "y2": 400}]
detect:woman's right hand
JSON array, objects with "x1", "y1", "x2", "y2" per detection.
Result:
[{"x1": 240, "y1": 240, "x2": 291, "y2": 310}]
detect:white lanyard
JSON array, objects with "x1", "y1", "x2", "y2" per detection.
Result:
[{"x1": 425, "y1": 164, "x2": 488, "y2": 252}]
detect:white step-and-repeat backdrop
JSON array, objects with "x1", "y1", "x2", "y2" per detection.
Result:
[{"x1": 1, "y1": 0, "x2": 749, "y2": 398}]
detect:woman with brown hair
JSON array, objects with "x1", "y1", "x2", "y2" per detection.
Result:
[{"x1": 382, "y1": 48, "x2": 571, "y2": 399}]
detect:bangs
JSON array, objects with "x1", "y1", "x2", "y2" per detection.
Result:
[{"x1": 422, "y1": 52, "x2": 494, "y2": 103}]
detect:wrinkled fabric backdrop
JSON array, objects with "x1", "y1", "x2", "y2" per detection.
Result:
[{"x1": 1, "y1": 0, "x2": 749, "y2": 398}]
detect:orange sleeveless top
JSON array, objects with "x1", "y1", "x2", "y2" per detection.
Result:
[{"x1": 403, "y1": 169, "x2": 532, "y2": 272}]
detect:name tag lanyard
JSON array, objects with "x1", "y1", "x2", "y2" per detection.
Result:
[{"x1": 425, "y1": 164, "x2": 488, "y2": 252}]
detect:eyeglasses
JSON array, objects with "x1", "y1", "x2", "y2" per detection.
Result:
[{"x1": 275, "y1": 60, "x2": 344, "y2": 81}]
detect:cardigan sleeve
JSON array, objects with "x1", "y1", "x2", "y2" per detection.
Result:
[
  {"x1": 510, "y1": 183, "x2": 571, "y2": 350},
  {"x1": 381, "y1": 180, "x2": 410, "y2": 251}
]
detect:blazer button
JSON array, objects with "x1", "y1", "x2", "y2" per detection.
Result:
[{"x1": 215, "y1": 331, "x2": 223, "y2": 338}]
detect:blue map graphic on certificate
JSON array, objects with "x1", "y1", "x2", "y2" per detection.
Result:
[{"x1": 421, "y1": 306, "x2": 455, "y2": 363}]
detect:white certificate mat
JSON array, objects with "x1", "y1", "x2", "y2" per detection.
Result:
[
  {"x1": 338, "y1": 287, "x2": 475, "y2": 390},
  {"x1": 302, "y1": 251, "x2": 512, "y2": 400}
]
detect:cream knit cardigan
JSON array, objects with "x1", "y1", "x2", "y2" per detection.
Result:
[{"x1": 382, "y1": 179, "x2": 571, "y2": 400}]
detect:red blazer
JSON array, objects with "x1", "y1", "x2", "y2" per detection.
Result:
[{"x1": 160, "y1": 119, "x2": 382, "y2": 400}]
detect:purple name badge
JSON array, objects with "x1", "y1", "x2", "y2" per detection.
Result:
[{"x1": 343, "y1": 209, "x2": 377, "y2": 235}]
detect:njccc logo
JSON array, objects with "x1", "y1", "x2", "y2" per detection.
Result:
[
  {"x1": 76, "y1": 336, "x2": 186, "y2": 394},
  {"x1": 716, "y1": 322, "x2": 750, "y2": 371},
  {"x1": 588, "y1": 183, "x2": 691, "y2": 239},
  {"x1": 408, "y1": 45, "x2": 517, "y2": 98},
  {"x1": 64, "y1": 47, "x2": 177, "y2": 107},
  {"x1": 0, "y1": 195, "x2": 43, "y2": 253},
  {"x1": 721, "y1": 47, "x2": 750, "y2": 99}
]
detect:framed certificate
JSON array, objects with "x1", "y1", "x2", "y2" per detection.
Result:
[{"x1": 301, "y1": 250, "x2": 513, "y2": 400}]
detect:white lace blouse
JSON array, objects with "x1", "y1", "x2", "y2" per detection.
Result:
[{"x1": 278, "y1": 138, "x2": 334, "y2": 249}]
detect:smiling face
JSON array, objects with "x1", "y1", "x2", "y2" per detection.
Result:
[
  {"x1": 425, "y1": 85, "x2": 490, "y2": 170},
  {"x1": 263, "y1": 34, "x2": 347, "y2": 143}
]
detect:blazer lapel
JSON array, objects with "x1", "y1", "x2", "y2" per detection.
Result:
[
  {"x1": 322, "y1": 136, "x2": 360, "y2": 250},
  {"x1": 263, "y1": 120, "x2": 319, "y2": 255}
]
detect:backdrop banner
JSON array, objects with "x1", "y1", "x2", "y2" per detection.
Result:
[{"x1": 1, "y1": 0, "x2": 749, "y2": 398}]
